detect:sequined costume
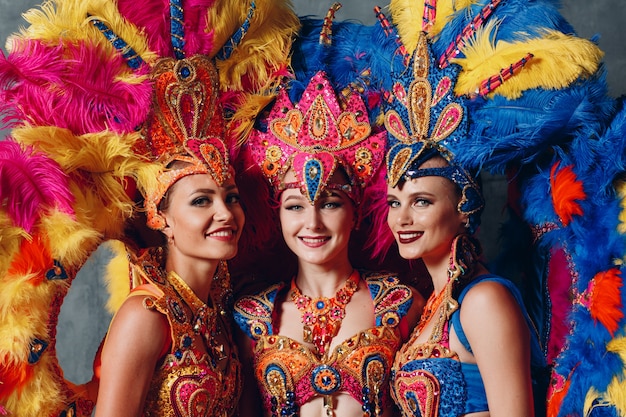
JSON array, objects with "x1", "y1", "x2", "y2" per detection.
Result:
[
  {"x1": 127, "y1": 247, "x2": 241, "y2": 417},
  {"x1": 234, "y1": 271, "x2": 413, "y2": 416},
  {"x1": 391, "y1": 275, "x2": 544, "y2": 417}
]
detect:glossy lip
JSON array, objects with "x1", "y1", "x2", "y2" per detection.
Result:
[
  {"x1": 206, "y1": 227, "x2": 237, "y2": 242},
  {"x1": 396, "y1": 231, "x2": 423, "y2": 244},
  {"x1": 298, "y1": 235, "x2": 331, "y2": 248}
]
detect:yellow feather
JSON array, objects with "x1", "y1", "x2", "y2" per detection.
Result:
[
  {"x1": 12, "y1": 127, "x2": 147, "y2": 239},
  {"x1": 4, "y1": 355, "x2": 69, "y2": 417},
  {"x1": 102, "y1": 240, "x2": 132, "y2": 314},
  {"x1": 453, "y1": 26, "x2": 603, "y2": 99},
  {"x1": 209, "y1": 0, "x2": 299, "y2": 143},
  {"x1": 581, "y1": 337, "x2": 626, "y2": 416},
  {"x1": 389, "y1": 0, "x2": 476, "y2": 53},
  {"x1": 0, "y1": 213, "x2": 29, "y2": 275},
  {"x1": 615, "y1": 179, "x2": 626, "y2": 235},
  {"x1": 211, "y1": 0, "x2": 299, "y2": 90},
  {"x1": 9, "y1": 0, "x2": 156, "y2": 66},
  {"x1": 39, "y1": 211, "x2": 101, "y2": 269}
]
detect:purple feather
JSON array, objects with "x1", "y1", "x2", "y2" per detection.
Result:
[{"x1": 0, "y1": 139, "x2": 74, "y2": 233}]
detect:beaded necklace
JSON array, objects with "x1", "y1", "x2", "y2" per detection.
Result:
[{"x1": 290, "y1": 270, "x2": 359, "y2": 356}]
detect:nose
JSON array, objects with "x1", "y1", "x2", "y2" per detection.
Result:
[
  {"x1": 391, "y1": 203, "x2": 413, "y2": 227},
  {"x1": 214, "y1": 199, "x2": 235, "y2": 222},
  {"x1": 305, "y1": 207, "x2": 323, "y2": 230}
]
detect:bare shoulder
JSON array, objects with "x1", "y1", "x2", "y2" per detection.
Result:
[
  {"x1": 105, "y1": 294, "x2": 169, "y2": 359},
  {"x1": 459, "y1": 279, "x2": 529, "y2": 343}
]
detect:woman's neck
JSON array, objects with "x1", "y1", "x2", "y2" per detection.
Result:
[
  {"x1": 166, "y1": 253, "x2": 219, "y2": 303},
  {"x1": 294, "y1": 259, "x2": 355, "y2": 298},
  {"x1": 424, "y1": 255, "x2": 453, "y2": 294}
]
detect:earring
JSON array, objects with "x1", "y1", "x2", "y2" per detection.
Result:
[
  {"x1": 447, "y1": 234, "x2": 481, "y2": 281},
  {"x1": 464, "y1": 218, "x2": 470, "y2": 229}
]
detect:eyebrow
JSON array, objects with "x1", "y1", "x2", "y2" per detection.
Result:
[
  {"x1": 190, "y1": 184, "x2": 238, "y2": 196},
  {"x1": 282, "y1": 193, "x2": 307, "y2": 203}
]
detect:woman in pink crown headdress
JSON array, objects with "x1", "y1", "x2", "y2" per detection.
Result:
[{"x1": 232, "y1": 5, "x2": 423, "y2": 417}]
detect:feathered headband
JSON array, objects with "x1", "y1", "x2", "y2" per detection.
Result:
[
  {"x1": 383, "y1": 30, "x2": 484, "y2": 233},
  {"x1": 247, "y1": 4, "x2": 386, "y2": 206}
]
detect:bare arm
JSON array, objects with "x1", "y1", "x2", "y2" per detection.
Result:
[
  {"x1": 461, "y1": 280, "x2": 534, "y2": 417},
  {"x1": 94, "y1": 295, "x2": 169, "y2": 417}
]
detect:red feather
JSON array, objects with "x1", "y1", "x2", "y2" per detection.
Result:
[
  {"x1": 0, "y1": 356, "x2": 33, "y2": 400},
  {"x1": 589, "y1": 269, "x2": 624, "y2": 336},
  {"x1": 0, "y1": 140, "x2": 74, "y2": 233},
  {"x1": 550, "y1": 162, "x2": 585, "y2": 226},
  {"x1": 7, "y1": 235, "x2": 51, "y2": 285}
]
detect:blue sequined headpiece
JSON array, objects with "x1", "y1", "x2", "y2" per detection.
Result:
[{"x1": 383, "y1": 32, "x2": 484, "y2": 233}]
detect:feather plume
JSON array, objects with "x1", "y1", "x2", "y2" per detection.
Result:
[
  {"x1": 587, "y1": 269, "x2": 624, "y2": 336},
  {"x1": 7, "y1": 235, "x2": 52, "y2": 285},
  {"x1": 0, "y1": 140, "x2": 74, "y2": 233},
  {"x1": 550, "y1": 162, "x2": 585, "y2": 227},
  {"x1": 102, "y1": 240, "x2": 131, "y2": 314},
  {"x1": 0, "y1": 39, "x2": 152, "y2": 134},
  {"x1": 212, "y1": 0, "x2": 299, "y2": 91},
  {"x1": 0, "y1": 214, "x2": 29, "y2": 276},
  {"x1": 212, "y1": 0, "x2": 299, "y2": 143},
  {"x1": 117, "y1": 0, "x2": 171, "y2": 57},
  {"x1": 389, "y1": 0, "x2": 474, "y2": 52},
  {"x1": 12, "y1": 127, "x2": 147, "y2": 239},
  {"x1": 455, "y1": 28, "x2": 603, "y2": 100},
  {"x1": 39, "y1": 211, "x2": 101, "y2": 269}
]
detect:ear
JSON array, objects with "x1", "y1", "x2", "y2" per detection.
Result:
[{"x1": 159, "y1": 211, "x2": 173, "y2": 238}]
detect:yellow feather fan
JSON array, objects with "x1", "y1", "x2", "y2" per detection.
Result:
[{"x1": 454, "y1": 26, "x2": 603, "y2": 99}]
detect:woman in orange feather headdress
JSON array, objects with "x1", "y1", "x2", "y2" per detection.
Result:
[{"x1": 0, "y1": 0, "x2": 299, "y2": 415}]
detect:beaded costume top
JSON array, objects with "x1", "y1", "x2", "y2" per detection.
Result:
[
  {"x1": 129, "y1": 248, "x2": 241, "y2": 417},
  {"x1": 234, "y1": 271, "x2": 413, "y2": 416},
  {"x1": 391, "y1": 275, "x2": 544, "y2": 417}
]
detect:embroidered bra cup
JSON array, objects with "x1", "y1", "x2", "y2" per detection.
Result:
[{"x1": 234, "y1": 271, "x2": 413, "y2": 416}]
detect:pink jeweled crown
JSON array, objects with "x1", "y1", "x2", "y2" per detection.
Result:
[{"x1": 247, "y1": 70, "x2": 386, "y2": 205}]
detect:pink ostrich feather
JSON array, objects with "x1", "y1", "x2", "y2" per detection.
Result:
[
  {"x1": 0, "y1": 39, "x2": 151, "y2": 134},
  {"x1": 118, "y1": 0, "x2": 215, "y2": 58},
  {"x1": 0, "y1": 140, "x2": 75, "y2": 233}
]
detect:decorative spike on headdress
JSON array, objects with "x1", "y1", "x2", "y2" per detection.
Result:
[
  {"x1": 216, "y1": 1, "x2": 256, "y2": 60},
  {"x1": 438, "y1": 0, "x2": 503, "y2": 68}
]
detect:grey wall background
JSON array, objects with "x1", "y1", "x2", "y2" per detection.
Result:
[{"x1": 0, "y1": 0, "x2": 624, "y2": 386}]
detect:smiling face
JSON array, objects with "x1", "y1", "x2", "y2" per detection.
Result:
[
  {"x1": 386, "y1": 161, "x2": 467, "y2": 264},
  {"x1": 160, "y1": 172, "x2": 245, "y2": 263},
  {"x1": 279, "y1": 169, "x2": 356, "y2": 268}
]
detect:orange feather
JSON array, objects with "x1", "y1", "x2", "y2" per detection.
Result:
[
  {"x1": 0, "y1": 356, "x2": 33, "y2": 399},
  {"x1": 589, "y1": 269, "x2": 624, "y2": 336},
  {"x1": 550, "y1": 162, "x2": 586, "y2": 226},
  {"x1": 7, "y1": 235, "x2": 51, "y2": 285}
]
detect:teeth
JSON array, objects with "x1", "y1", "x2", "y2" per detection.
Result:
[
  {"x1": 399, "y1": 232, "x2": 421, "y2": 239},
  {"x1": 208, "y1": 230, "x2": 233, "y2": 237},
  {"x1": 301, "y1": 237, "x2": 327, "y2": 244}
]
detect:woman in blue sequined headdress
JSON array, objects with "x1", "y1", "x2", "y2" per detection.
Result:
[{"x1": 380, "y1": 15, "x2": 547, "y2": 417}]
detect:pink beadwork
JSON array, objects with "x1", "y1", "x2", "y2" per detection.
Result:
[{"x1": 248, "y1": 71, "x2": 386, "y2": 205}]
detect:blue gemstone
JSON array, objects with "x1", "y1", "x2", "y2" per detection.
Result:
[
  {"x1": 180, "y1": 66, "x2": 191, "y2": 79},
  {"x1": 316, "y1": 300, "x2": 325, "y2": 310}
]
